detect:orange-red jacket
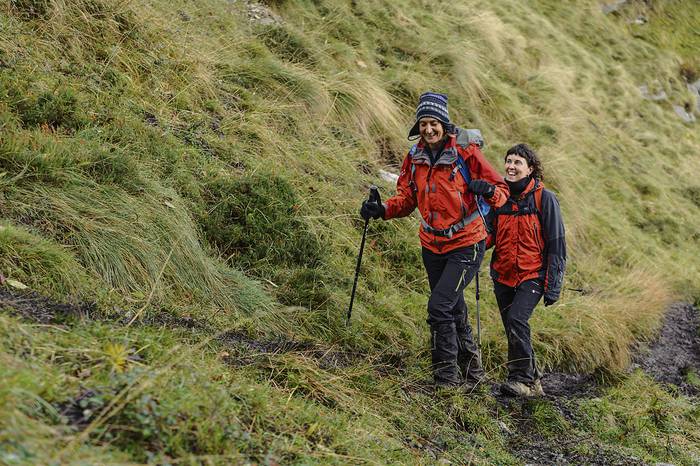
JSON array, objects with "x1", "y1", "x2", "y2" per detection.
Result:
[
  {"x1": 384, "y1": 135, "x2": 508, "y2": 254},
  {"x1": 488, "y1": 179, "x2": 566, "y2": 301}
]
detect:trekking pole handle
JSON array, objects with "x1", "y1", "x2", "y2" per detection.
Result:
[{"x1": 368, "y1": 185, "x2": 381, "y2": 205}]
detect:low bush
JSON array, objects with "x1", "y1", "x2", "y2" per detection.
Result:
[{"x1": 200, "y1": 173, "x2": 325, "y2": 272}]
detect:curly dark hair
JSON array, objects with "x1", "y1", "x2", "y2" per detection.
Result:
[{"x1": 505, "y1": 143, "x2": 543, "y2": 181}]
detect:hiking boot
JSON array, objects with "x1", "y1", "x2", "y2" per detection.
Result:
[
  {"x1": 500, "y1": 380, "x2": 544, "y2": 397},
  {"x1": 431, "y1": 322, "x2": 460, "y2": 386},
  {"x1": 531, "y1": 379, "x2": 545, "y2": 396},
  {"x1": 455, "y1": 313, "x2": 485, "y2": 385}
]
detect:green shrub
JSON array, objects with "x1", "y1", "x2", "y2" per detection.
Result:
[
  {"x1": 275, "y1": 267, "x2": 332, "y2": 309},
  {"x1": 200, "y1": 174, "x2": 325, "y2": 272},
  {"x1": 19, "y1": 87, "x2": 88, "y2": 131}
]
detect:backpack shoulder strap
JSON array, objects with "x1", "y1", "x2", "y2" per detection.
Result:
[
  {"x1": 454, "y1": 149, "x2": 491, "y2": 217},
  {"x1": 534, "y1": 187, "x2": 545, "y2": 243}
]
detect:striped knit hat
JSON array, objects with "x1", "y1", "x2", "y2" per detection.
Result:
[{"x1": 408, "y1": 92, "x2": 452, "y2": 140}]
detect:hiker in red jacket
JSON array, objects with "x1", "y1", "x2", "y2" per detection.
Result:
[
  {"x1": 487, "y1": 143, "x2": 566, "y2": 397},
  {"x1": 360, "y1": 92, "x2": 508, "y2": 387}
]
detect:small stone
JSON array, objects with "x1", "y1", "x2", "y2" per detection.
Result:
[
  {"x1": 639, "y1": 84, "x2": 668, "y2": 101},
  {"x1": 673, "y1": 105, "x2": 696, "y2": 123},
  {"x1": 498, "y1": 421, "x2": 511, "y2": 433},
  {"x1": 601, "y1": 0, "x2": 628, "y2": 14}
]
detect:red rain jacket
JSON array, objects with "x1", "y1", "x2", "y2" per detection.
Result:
[
  {"x1": 384, "y1": 135, "x2": 508, "y2": 254},
  {"x1": 488, "y1": 178, "x2": 566, "y2": 301}
]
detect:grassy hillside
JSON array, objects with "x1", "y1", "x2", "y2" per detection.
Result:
[{"x1": 1, "y1": 0, "x2": 700, "y2": 464}]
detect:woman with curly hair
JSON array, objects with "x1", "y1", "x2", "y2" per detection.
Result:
[{"x1": 488, "y1": 143, "x2": 566, "y2": 397}]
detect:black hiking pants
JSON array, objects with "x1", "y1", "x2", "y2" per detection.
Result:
[
  {"x1": 422, "y1": 241, "x2": 485, "y2": 384},
  {"x1": 493, "y1": 278, "x2": 543, "y2": 384},
  {"x1": 422, "y1": 241, "x2": 485, "y2": 326}
]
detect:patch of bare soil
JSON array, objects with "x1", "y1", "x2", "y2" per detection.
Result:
[
  {"x1": 0, "y1": 288, "x2": 209, "y2": 331},
  {"x1": 218, "y1": 330, "x2": 356, "y2": 371},
  {"x1": 0, "y1": 288, "x2": 93, "y2": 323},
  {"x1": 632, "y1": 302, "x2": 700, "y2": 395},
  {"x1": 218, "y1": 331, "x2": 410, "y2": 375},
  {"x1": 510, "y1": 435, "x2": 645, "y2": 466},
  {"x1": 496, "y1": 382, "x2": 646, "y2": 465}
]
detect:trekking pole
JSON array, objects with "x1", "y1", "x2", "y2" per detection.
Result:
[
  {"x1": 475, "y1": 271, "x2": 482, "y2": 364},
  {"x1": 346, "y1": 186, "x2": 380, "y2": 326},
  {"x1": 474, "y1": 196, "x2": 488, "y2": 363}
]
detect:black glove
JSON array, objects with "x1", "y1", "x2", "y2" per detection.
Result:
[
  {"x1": 360, "y1": 200, "x2": 384, "y2": 220},
  {"x1": 543, "y1": 296, "x2": 557, "y2": 307},
  {"x1": 468, "y1": 179, "x2": 495, "y2": 198}
]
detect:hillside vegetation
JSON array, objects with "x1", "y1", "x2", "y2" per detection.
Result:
[{"x1": 1, "y1": 0, "x2": 700, "y2": 464}]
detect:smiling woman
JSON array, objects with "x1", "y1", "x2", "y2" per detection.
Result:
[
  {"x1": 487, "y1": 143, "x2": 566, "y2": 397},
  {"x1": 361, "y1": 92, "x2": 508, "y2": 388}
]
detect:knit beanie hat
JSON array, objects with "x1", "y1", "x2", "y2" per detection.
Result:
[{"x1": 408, "y1": 92, "x2": 452, "y2": 140}]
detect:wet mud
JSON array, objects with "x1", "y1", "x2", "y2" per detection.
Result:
[
  {"x1": 218, "y1": 330, "x2": 408, "y2": 373},
  {"x1": 632, "y1": 302, "x2": 700, "y2": 395}
]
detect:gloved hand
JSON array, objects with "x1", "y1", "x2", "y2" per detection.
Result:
[
  {"x1": 543, "y1": 296, "x2": 557, "y2": 307},
  {"x1": 360, "y1": 200, "x2": 384, "y2": 220},
  {"x1": 468, "y1": 180, "x2": 495, "y2": 198}
]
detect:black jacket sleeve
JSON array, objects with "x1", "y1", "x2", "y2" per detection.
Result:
[{"x1": 540, "y1": 189, "x2": 566, "y2": 301}]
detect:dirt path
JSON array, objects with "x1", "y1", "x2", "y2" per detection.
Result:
[
  {"x1": 632, "y1": 302, "x2": 700, "y2": 395},
  {"x1": 500, "y1": 302, "x2": 700, "y2": 465}
]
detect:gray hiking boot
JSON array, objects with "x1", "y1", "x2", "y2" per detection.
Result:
[
  {"x1": 531, "y1": 379, "x2": 545, "y2": 396},
  {"x1": 501, "y1": 379, "x2": 545, "y2": 397}
]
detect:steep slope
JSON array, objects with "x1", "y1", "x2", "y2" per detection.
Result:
[{"x1": 1, "y1": 0, "x2": 699, "y2": 464}]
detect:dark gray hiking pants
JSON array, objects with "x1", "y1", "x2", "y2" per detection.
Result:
[
  {"x1": 421, "y1": 241, "x2": 485, "y2": 325},
  {"x1": 493, "y1": 278, "x2": 543, "y2": 384},
  {"x1": 422, "y1": 241, "x2": 485, "y2": 384}
]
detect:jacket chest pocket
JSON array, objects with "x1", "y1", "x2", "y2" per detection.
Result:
[
  {"x1": 517, "y1": 215, "x2": 544, "y2": 256},
  {"x1": 433, "y1": 167, "x2": 465, "y2": 216}
]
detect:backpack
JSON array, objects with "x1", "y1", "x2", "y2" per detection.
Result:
[{"x1": 454, "y1": 127, "x2": 490, "y2": 217}]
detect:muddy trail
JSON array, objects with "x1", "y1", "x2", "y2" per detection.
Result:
[
  {"x1": 632, "y1": 302, "x2": 700, "y2": 396},
  {"x1": 498, "y1": 302, "x2": 700, "y2": 465},
  {"x1": 1, "y1": 289, "x2": 698, "y2": 464}
]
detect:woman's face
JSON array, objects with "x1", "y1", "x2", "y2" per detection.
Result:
[
  {"x1": 504, "y1": 154, "x2": 533, "y2": 182},
  {"x1": 419, "y1": 118, "x2": 444, "y2": 146}
]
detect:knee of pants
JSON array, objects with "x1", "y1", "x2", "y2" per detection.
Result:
[
  {"x1": 502, "y1": 313, "x2": 529, "y2": 332},
  {"x1": 427, "y1": 303, "x2": 453, "y2": 325}
]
